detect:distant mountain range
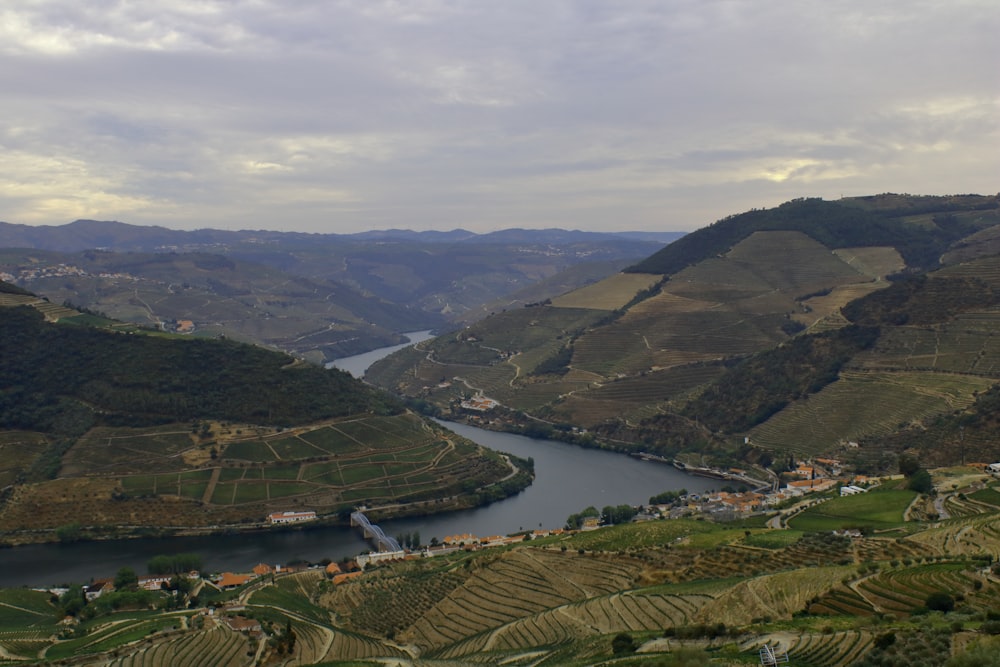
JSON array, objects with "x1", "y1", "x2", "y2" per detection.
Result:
[
  {"x1": 0, "y1": 220, "x2": 680, "y2": 360},
  {"x1": 0, "y1": 219, "x2": 683, "y2": 252}
]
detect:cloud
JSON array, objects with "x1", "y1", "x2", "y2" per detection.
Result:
[{"x1": 0, "y1": 0, "x2": 997, "y2": 232}]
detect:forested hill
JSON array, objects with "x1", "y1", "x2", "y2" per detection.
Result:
[
  {"x1": 0, "y1": 306, "x2": 400, "y2": 437},
  {"x1": 627, "y1": 194, "x2": 999, "y2": 275}
]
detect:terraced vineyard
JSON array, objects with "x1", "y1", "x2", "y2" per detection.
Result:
[
  {"x1": 938, "y1": 254, "x2": 1000, "y2": 286},
  {"x1": 400, "y1": 549, "x2": 640, "y2": 651},
  {"x1": 723, "y1": 231, "x2": 869, "y2": 293},
  {"x1": 853, "y1": 311, "x2": 1000, "y2": 375},
  {"x1": 753, "y1": 629, "x2": 874, "y2": 667},
  {"x1": 833, "y1": 246, "x2": 905, "y2": 279},
  {"x1": 104, "y1": 623, "x2": 252, "y2": 667},
  {"x1": 749, "y1": 370, "x2": 994, "y2": 456},
  {"x1": 432, "y1": 589, "x2": 712, "y2": 660},
  {"x1": 8, "y1": 479, "x2": 1000, "y2": 665},
  {"x1": 0, "y1": 412, "x2": 519, "y2": 532},
  {"x1": 550, "y1": 272, "x2": 661, "y2": 311}
]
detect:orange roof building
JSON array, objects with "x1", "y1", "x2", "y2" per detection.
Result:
[{"x1": 217, "y1": 572, "x2": 253, "y2": 589}]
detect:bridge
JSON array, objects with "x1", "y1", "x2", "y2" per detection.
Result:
[{"x1": 350, "y1": 511, "x2": 402, "y2": 552}]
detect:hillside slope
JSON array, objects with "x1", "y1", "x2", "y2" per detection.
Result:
[
  {"x1": 0, "y1": 304, "x2": 527, "y2": 541},
  {"x1": 0, "y1": 248, "x2": 440, "y2": 362},
  {"x1": 368, "y1": 194, "x2": 1000, "y2": 470}
]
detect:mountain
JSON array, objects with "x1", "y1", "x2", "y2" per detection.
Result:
[
  {"x1": 367, "y1": 193, "x2": 1000, "y2": 471},
  {"x1": 0, "y1": 220, "x2": 675, "y2": 355},
  {"x1": 0, "y1": 247, "x2": 439, "y2": 362}
]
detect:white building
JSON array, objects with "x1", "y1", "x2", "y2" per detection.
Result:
[{"x1": 268, "y1": 510, "x2": 317, "y2": 524}]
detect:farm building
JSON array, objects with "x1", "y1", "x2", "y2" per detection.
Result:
[{"x1": 268, "y1": 510, "x2": 317, "y2": 524}]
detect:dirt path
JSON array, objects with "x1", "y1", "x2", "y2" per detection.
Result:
[{"x1": 201, "y1": 467, "x2": 222, "y2": 504}]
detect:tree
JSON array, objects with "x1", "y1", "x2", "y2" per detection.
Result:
[
  {"x1": 899, "y1": 454, "x2": 921, "y2": 477},
  {"x1": 611, "y1": 632, "x2": 636, "y2": 654},
  {"x1": 601, "y1": 504, "x2": 638, "y2": 525},
  {"x1": 909, "y1": 469, "x2": 934, "y2": 494},
  {"x1": 55, "y1": 522, "x2": 82, "y2": 543},
  {"x1": 114, "y1": 567, "x2": 138, "y2": 591},
  {"x1": 926, "y1": 591, "x2": 955, "y2": 612},
  {"x1": 566, "y1": 506, "x2": 600, "y2": 530}
]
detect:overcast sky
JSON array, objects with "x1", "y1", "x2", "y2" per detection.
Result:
[{"x1": 1, "y1": 1, "x2": 997, "y2": 234}]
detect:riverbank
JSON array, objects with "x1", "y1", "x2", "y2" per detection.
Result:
[
  {"x1": 0, "y1": 335, "x2": 710, "y2": 586},
  {"x1": 0, "y1": 456, "x2": 534, "y2": 549}
]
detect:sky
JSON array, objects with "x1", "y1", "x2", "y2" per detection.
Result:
[{"x1": 1, "y1": 1, "x2": 997, "y2": 234}]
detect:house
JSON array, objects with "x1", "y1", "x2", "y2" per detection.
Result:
[
  {"x1": 460, "y1": 396, "x2": 499, "y2": 411},
  {"x1": 137, "y1": 575, "x2": 173, "y2": 591},
  {"x1": 268, "y1": 510, "x2": 317, "y2": 524},
  {"x1": 84, "y1": 579, "x2": 113, "y2": 601},
  {"x1": 443, "y1": 533, "x2": 478, "y2": 546},
  {"x1": 252, "y1": 563, "x2": 274, "y2": 576},
  {"x1": 217, "y1": 572, "x2": 253, "y2": 589},
  {"x1": 785, "y1": 478, "x2": 837, "y2": 494},
  {"x1": 325, "y1": 562, "x2": 342, "y2": 577},
  {"x1": 987, "y1": 463, "x2": 1000, "y2": 475},
  {"x1": 840, "y1": 485, "x2": 867, "y2": 496},
  {"x1": 356, "y1": 550, "x2": 406, "y2": 568},
  {"x1": 224, "y1": 615, "x2": 262, "y2": 634}
]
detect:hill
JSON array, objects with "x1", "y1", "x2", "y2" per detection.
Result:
[
  {"x1": 367, "y1": 193, "x2": 1000, "y2": 472},
  {"x1": 0, "y1": 220, "x2": 672, "y2": 332},
  {"x1": 0, "y1": 247, "x2": 438, "y2": 363},
  {"x1": 4, "y1": 466, "x2": 1000, "y2": 664},
  {"x1": 0, "y1": 304, "x2": 529, "y2": 542}
]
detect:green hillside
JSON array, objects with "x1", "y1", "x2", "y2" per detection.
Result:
[
  {"x1": 628, "y1": 194, "x2": 999, "y2": 275},
  {"x1": 0, "y1": 305, "x2": 528, "y2": 541},
  {"x1": 369, "y1": 194, "x2": 1000, "y2": 471}
]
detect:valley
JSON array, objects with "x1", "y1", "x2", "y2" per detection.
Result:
[{"x1": 5, "y1": 193, "x2": 1000, "y2": 664}]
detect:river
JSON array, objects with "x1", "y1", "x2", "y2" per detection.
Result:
[{"x1": 1, "y1": 331, "x2": 716, "y2": 587}]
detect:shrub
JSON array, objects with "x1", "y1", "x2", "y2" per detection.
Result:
[
  {"x1": 926, "y1": 592, "x2": 955, "y2": 613},
  {"x1": 611, "y1": 632, "x2": 636, "y2": 654}
]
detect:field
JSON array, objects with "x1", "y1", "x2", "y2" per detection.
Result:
[
  {"x1": 788, "y1": 488, "x2": 915, "y2": 532},
  {"x1": 832, "y1": 246, "x2": 905, "y2": 279},
  {"x1": 550, "y1": 272, "x2": 661, "y2": 311},
  {"x1": 0, "y1": 413, "x2": 516, "y2": 532}
]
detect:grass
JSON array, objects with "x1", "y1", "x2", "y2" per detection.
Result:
[
  {"x1": 789, "y1": 488, "x2": 916, "y2": 532},
  {"x1": 222, "y1": 439, "x2": 277, "y2": 461},
  {"x1": 969, "y1": 487, "x2": 1000, "y2": 507},
  {"x1": 744, "y1": 530, "x2": 805, "y2": 549}
]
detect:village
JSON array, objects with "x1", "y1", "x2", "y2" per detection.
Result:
[{"x1": 234, "y1": 456, "x2": 903, "y2": 592}]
